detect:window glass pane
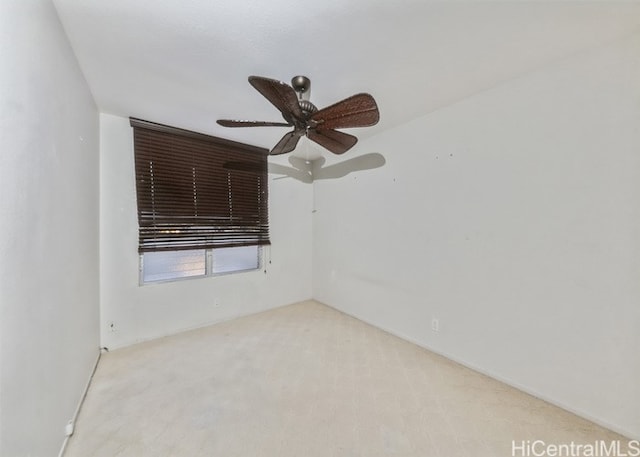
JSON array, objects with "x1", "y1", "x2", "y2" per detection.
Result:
[
  {"x1": 212, "y1": 246, "x2": 259, "y2": 274},
  {"x1": 143, "y1": 249, "x2": 206, "y2": 283}
]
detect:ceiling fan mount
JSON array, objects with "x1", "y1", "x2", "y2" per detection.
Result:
[
  {"x1": 217, "y1": 75, "x2": 380, "y2": 156},
  {"x1": 291, "y1": 75, "x2": 311, "y2": 100}
]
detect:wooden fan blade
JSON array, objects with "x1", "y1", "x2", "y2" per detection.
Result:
[
  {"x1": 271, "y1": 130, "x2": 303, "y2": 155},
  {"x1": 249, "y1": 76, "x2": 304, "y2": 122},
  {"x1": 217, "y1": 119, "x2": 291, "y2": 128},
  {"x1": 310, "y1": 93, "x2": 379, "y2": 130},
  {"x1": 307, "y1": 129, "x2": 358, "y2": 155}
]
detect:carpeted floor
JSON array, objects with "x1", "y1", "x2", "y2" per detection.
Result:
[{"x1": 64, "y1": 300, "x2": 626, "y2": 457}]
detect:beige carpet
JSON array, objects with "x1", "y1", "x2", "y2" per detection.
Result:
[{"x1": 65, "y1": 300, "x2": 626, "y2": 457}]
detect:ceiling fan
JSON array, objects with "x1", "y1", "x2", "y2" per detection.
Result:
[{"x1": 217, "y1": 76, "x2": 380, "y2": 155}]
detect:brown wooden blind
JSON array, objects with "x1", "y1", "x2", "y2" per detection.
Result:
[{"x1": 130, "y1": 118, "x2": 270, "y2": 252}]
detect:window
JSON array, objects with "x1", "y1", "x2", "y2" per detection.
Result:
[
  {"x1": 140, "y1": 246, "x2": 261, "y2": 284},
  {"x1": 142, "y1": 249, "x2": 206, "y2": 283},
  {"x1": 130, "y1": 118, "x2": 269, "y2": 283}
]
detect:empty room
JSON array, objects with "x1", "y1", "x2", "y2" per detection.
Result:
[{"x1": 1, "y1": 1, "x2": 639, "y2": 456}]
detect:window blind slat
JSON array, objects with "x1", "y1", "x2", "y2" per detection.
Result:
[{"x1": 131, "y1": 118, "x2": 270, "y2": 253}]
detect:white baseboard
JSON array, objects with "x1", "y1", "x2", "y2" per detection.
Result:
[
  {"x1": 58, "y1": 350, "x2": 102, "y2": 457},
  {"x1": 102, "y1": 298, "x2": 313, "y2": 351},
  {"x1": 317, "y1": 300, "x2": 639, "y2": 441}
]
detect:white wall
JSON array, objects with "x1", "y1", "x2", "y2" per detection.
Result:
[
  {"x1": 313, "y1": 34, "x2": 640, "y2": 438},
  {"x1": 0, "y1": 1, "x2": 100, "y2": 456},
  {"x1": 100, "y1": 114, "x2": 313, "y2": 349}
]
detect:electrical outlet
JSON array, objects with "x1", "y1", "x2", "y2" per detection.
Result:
[
  {"x1": 431, "y1": 318, "x2": 440, "y2": 332},
  {"x1": 213, "y1": 299, "x2": 221, "y2": 307}
]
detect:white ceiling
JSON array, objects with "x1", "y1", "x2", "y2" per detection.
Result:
[{"x1": 53, "y1": 0, "x2": 640, "y2": 152}]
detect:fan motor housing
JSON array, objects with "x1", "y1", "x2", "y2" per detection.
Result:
[{"x1": 299, "y1": 100, "x2": 317, "y2": 117}]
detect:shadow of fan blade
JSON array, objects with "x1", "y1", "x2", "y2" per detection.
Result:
[
  {"x1": 268, "y1": 163, "x2": 312, "y2": 184},
  {"x1": 312, "y1": 153, "x2": 386, "y2": 180},
  {"x1": 225, "y1": 161, "x2": 311, "y2": 183},
  {"x1": 288, "y1": 156, "x2": 325, "y2": 171}
]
